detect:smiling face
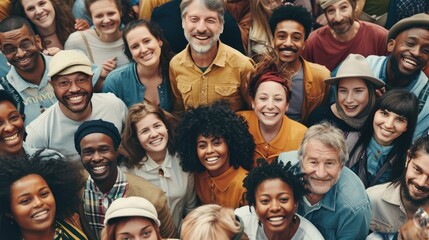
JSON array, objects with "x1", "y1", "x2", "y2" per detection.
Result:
[
  {"x1": 301, "y1": 140, "x2": 342, "y2": 202},
  {"x1": 252, "y1": 81, "x2": 288, "y2": 131},
  {"x1": 89, "y1": 0, "x2": 121, "y2": 36},
  {"x1": 337, "y1": 78, "x2": 369, "y2": 117},
  {"x1": 20, "y1": 0, "x2": 56, "y2": 30},
  {"x1": 273, "y1": 20, "x2": 305, "y2": 69},
  {"x1": 80, "y1": 133, "x2": 118, "y2": 185},
  {"x1": 196, "y1": 135, "x2": 230, "y2": 177},
  {"x1": 255, "y1": 178, "x2": 297, "y2": 236},
  {"x1": 403, "y1": 152, "x2": 429, "y2": 206},
  {"x1": 115, "y1": 217, "x2": 159, "y2": 240},
  {"x1": 10, "y1": 174, "x2": 56, "y2": 236},
  {"x1": 135, "y1": 113, "x2": 168, "y2": 161},
  {"x1": 324, "y1": 0, "x2": 354, "y2": 35},
  {"x1": 126, "y1": 25, "x2": 163, "y2": 69},
  {"x1": 0, "y1": 25, "x2": 43, "y2": 74},
  {"x1": 0, "y1": 101, "x2": 25, "y2": 157},
  {"x1": 388, "y1": 28, "x2": 429, "y2": 82},
  {"x1": 373, "y1": 109, "x2": 408, "y2": 146},
  {"x1": 182, "y1": 1, "x2": 223, "y2": 54},
  {"x1": 51, "y1": 72, "x2": 93, "y2": 117}
]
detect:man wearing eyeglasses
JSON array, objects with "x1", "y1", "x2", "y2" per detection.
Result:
[
  {"x1": 24, "y1": 49, "x2": 127, "y2": 162},
  {"x1": 0, "y1": 16, "x2": 102, "y2": 125},
  {"x1": 366, "y1": 134, "x2": 429, "y2": 239}
]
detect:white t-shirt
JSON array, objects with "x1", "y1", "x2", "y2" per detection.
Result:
[
  {"x1": 235, "y1": 206, "x2": 325, "y2": 240},
  {"x1": 25, "y1": 93, "x2": 128, "y2": 161}
]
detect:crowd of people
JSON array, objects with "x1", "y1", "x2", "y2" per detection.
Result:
[{"x1": 0, "y1": 0, "x2": 428, "y2": 239}]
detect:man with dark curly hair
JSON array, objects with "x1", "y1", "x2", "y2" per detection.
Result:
[
  {"x1": 175, "y1": 101, "x2": 255, "y2": 208},
  {"x1": 269, "y1": 4, "x2": 330, "y2": 124}
]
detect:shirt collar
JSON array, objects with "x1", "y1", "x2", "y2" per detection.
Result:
[
  {"x1": 142, "y1": 151, "x2": 173, "y2": 178},
  {"x1": 179, "y1": 41, "x2": 226, "y2": 68},
  {"x1": 9, "y1": 54, "x2": 50, "y2": 92},
  {"x1": 199, "y1": 166, "x2": 241, "y2": 192}
]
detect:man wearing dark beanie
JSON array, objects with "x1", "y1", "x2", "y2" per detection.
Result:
[{"x1": 75, "y1": 119, "x2": 177, "y2": 239}]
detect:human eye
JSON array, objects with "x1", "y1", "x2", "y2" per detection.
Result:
[
  {"x1": 189, "y1": 17, "x2": 198, "y2": 23},
  {"x1": 276, "y1": 33, "x2": 286, "y2": 40},
  {"x1": 258, "y1": 96, "x2": 268, "y2": 101},
  {"x1": 422, "y1": 47, "x2": 429, "y2": 55},
  {"x1": 142, "y1": 229, "x2": 153, "y2": 238},
  {"x1": 379, "y1": 109, "x2": 389, "y2": 116},
  {"x1": 405, "y1": 40, "x2": 415, "y2": 47},
  {"x1": 82, "y1": 149, "x2": 94, "y2": 156},
  {"x1": 154, "y1": 123, "x2": 162, "y2": 129},
  {"x1": 327, "y1": 8, "x2": 335, "y2": 15},
  {"x1": 197, "y1": 143, "x2": 206, "y2": 149},
  {"x1": 19, "y1": 197, "x2": 31, "y2": 205},
  {"x1": 94, "y1": 13, "x2": 103, "y2": 19},
  {"x1": 292, "y1": 34, "x2": 302, "y2": 41},
  {"x1": 279, "y1": 197, "x2": 289, "y2": 203},
  {"x1": 140, "y1": 128, "x2": 149, "y2": 134},
  {"x1": 413, "y1": 165, "x2": 423, "y2": 174},
  {"x1": 274, "y1": 97, "x2": 283, "y2": 102},
  {"x1": 21, "y1": 41, "x2": 33, "y2": 50},
  {"x1": 338, "y1": 88, "x2": 347, "y2": 94},
  {"x1": 40, "y1": 190, "x2": 51, "y2": 198},
  {"x1": 108, "y1": 11, "x2": 116, "y2": 16},
  {"x1": 26, "y1": 5, "x2": 36, "y2": 12},
  {"x1": 39, "y1": 1, "x2": 47, "y2": 7},
  {"x1": 3, "y1": 45, "x2": 16, "y2": 55},
  {"x1": 259, "y1": 198, "x2": 269, "y2": 205},
  {"x1": 9, "y1": 113, "x2": 20, "y2": 122},
  {"x1": 57, "y1": 80, "x2": 71, "y2": 87},
  {"x1": 396, "y1": 116, "x2": 407, "y2": 123},
  {"x1": 130, "y1": 43, "x2": 139, "y2": 50}
]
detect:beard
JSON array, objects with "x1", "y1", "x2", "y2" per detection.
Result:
[
  {"x1": 328, "y1": 14, "x2": 354, "y2": 34},
  {"x1": 401, "y1": 177, "x2": 429, "y2": 206},
  {"x1": 388, "y1": 55, "x2": 421, "y2": 88}
]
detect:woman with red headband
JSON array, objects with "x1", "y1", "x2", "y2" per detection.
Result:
[{"x1": 237, "y1": 53, "x2": 307, "y2": 165}]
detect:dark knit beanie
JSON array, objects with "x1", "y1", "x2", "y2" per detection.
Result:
[{"x1": 74, "y1": 119, "x2": 121, "y2": 154}]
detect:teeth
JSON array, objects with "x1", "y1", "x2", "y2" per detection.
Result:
[
  {"x1": 93, "y1": 166, "x2": 107, "y2": 172},
  {"x1": 281, "y1": 50, "x2": 294, "y2": 55},
  {"x1": 18, "y1": 58, "x2": 30, "y2": 64},
  {"x1": 33, "y1": 210, "x2": 47, "y2": 218},
  {"x1": 195, "y1": 36, "x2": 209, "y2": 40},
  {"x1": 68, "y1": 96, "x2": 83, "y2": 101},
  {"x1": 206, "y1": 157, "x2": 218, "y2": 162},
  {"x1": 4, "y1": 133, "x2": 18, "y2": 142},
  {"x1": 268, "y1": 216, "x2": 284, "y2": 222},
  {"x1": 150, "y1": 138, "x2": 162, "y2": 144},
  {"x1": 263, "y1": 113, "x2": 277, "y2": 117},
  {"x1": 404, "y1": 58, "x2": 417, "y2": 66}
]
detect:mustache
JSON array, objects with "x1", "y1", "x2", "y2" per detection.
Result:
[{"x1": 278, "y1": 47, "x2": 297, "y2": 52}]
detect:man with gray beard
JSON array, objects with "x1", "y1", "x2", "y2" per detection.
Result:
[
  {"x1": 367, "y1": 134, "x2": 429, "y2": 239},
  {"x1": 169, "y1": 0, "x2": 254, "y2": 115}
]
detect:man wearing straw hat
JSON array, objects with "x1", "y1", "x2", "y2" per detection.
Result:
[{"x1": 366, "y1": 13, "x2": 429, "y2": 140}]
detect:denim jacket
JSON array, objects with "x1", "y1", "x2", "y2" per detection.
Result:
[
  {"x1": 298, "y1": 167, "x2": 372, "y2": 240},
  {"x1": 279, "y1": 152, "x2": 372, "y2": 240}
]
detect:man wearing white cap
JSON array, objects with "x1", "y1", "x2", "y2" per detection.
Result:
[
  {"x1": 25, "y1": 50, "x2": 128, "y2": 161},
  {"x1": 366, "y1": 13, "x2": 429, "y2": 140},
  {"x1": 302, "y1": 0, "x2": 388, "y2": 71},
  {"x1": 0, "y1": 16, "x2": 102, "y2": 125}
]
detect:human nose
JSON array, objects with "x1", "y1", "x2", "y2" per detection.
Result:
[
  {"x1": 334, "y1": 10, "x2": 343, "y2": 21},
  {"x1": 149, "y1": 128, "x2": 159, "y2": 138},
  {"x1": 409, "y1": 45, "x2": 422, "y2": 58},
  {"x1": 35, "y1": 6, "x2": 43, "y2": 15},
  {"x1": 206, "y1": 143, "x2": 214, "y2": 153},
  {"x1": 416, "y1": 175, "x2": 429, "y2": 188},
  {"x1": 315, "y1": 163, "x2": 327, "y2": 178},
  {"x1": 384, "y1": 116, "x2": 395, "y2": 129},
  {"x1": 267, "y1": 98, "x2": 274, "y2": 109},
  {"x1": 33, "y1": 196, "x2": 44, "y2": 208},
  {"x1": 3, "y1": 121, "x2": 14, "y2": 132},
  {"x1": 92, "y1": 151, "x2": 103, "y2": 162},
  {"x1": 68, "y1": 80, "x2": 81, "y2": 92},
  {"x1": 269, "y1": 200, "x2": 281, "y2": 212},
  {"x1": 196, "y1": 20, "x2": 207, "y2": 33},
  {"x1": 15, "y1": 47, "x2": 26, "y2": 57},
  {"x1": 345, "y1": 92, "x2": 354, "y2": 103}
]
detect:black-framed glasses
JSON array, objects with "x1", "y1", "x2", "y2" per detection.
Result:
[
  {"x1": 51, "y1": 77, "x2": 91, "y2": 89},
  {"x1": 2, "y1": 40, "x2": 35, "y2": 55}
]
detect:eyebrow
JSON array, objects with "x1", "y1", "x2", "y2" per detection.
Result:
[
  {"x1": 17, "y1": 186, "x2": 49, "y2": 198},
  {"x1": 117, "y1": 224, "x2": 151, "y2": 235}
]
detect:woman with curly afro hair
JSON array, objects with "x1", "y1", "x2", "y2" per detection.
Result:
[
  {"x1": 175, "y1": 100, "x2": 255, "y2": 209},
  {"x1": 237, "y1": 51, "x2": 307, "y2": 165},
  {"x1": 0, "y1": 151, "x2": 89, "y2": 239},
  {"x1": 235, "y1": 159, "x2": 324, "y2": 240}
]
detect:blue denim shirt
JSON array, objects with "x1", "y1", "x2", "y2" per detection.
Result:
[
  {"x1": 279, "y1": 151, "x2": 372, "y2": 240},
  {"x1": 102, "y1": 62, "x2": 172, "y2": 111}
]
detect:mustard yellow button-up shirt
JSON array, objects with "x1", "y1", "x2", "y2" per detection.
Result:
[
  {"x1": 238, "y1": 110, "x2": 308, "y2": 164},
  {"x1": 169, "y1": 41, "x2": 254, "y2": 113}
]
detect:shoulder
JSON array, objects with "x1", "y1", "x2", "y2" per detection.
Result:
[
  {"x1": 126, "y1": 173, "x2": 165, "y2": 199},
  {"x1": 336, "y1": 168, "x2": 370, "y2": 208},
  {"x1": 283, "y1": 116, "x2": 308, "y2": 132},
  {"x1": 307, "y1": 25, "x2": 330, "y2": 40},
  {"x1": 360, "y1": 21, "x2": 388, "y2": 35},
  {"x1": 64, "y1": 31, "x2": 84, "y2": 49},
  {"x1": 296, "y1": 214, "x2": 325, "y2": 240},
  {"x1": 220, "y1": 43, "x2": 254, "y2": 67},
  {"x1": 302, "y1": 59, "x2": 330, "y2": 76},
  {"x1": 105, "y1": 63, "x2": 135, "y2": 82}
]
